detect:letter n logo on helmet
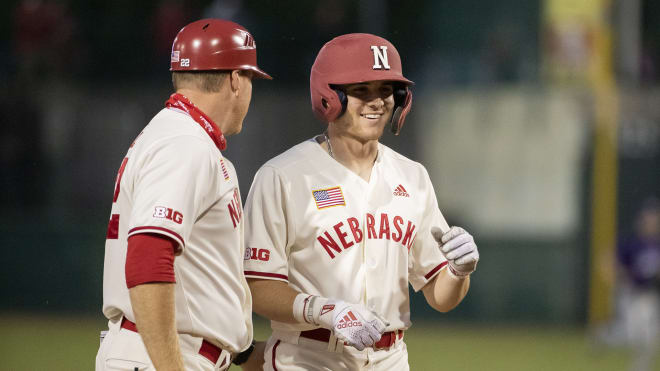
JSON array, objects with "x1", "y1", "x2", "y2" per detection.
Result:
[{"x1": 371, "y1": 46, "x2": 390, "y2": 70}]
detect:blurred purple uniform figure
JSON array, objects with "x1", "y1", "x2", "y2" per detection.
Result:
[
  {"x1": 619, "y1": 207, "x2": 660, "y2": 289},
  {"x1": 617, "y1": 197, "x2": 660, "y2": 371}
]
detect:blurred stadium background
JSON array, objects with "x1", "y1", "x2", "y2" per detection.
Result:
[{"x1": 1, "y1": 0, "x2": 659, "y2": 370}]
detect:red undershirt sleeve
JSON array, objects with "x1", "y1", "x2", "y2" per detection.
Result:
[{"x1": 125, "y1": 233, "x2": 177, "y2": 288}]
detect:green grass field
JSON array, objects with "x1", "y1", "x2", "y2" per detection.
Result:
[{"x1": 0, "y1": 314, "x2": 653, "y2": 370}]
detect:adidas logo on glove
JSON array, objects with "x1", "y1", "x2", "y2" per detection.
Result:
[{"x1": 336, "y1": 311, "x2": 362, "y2": 329}]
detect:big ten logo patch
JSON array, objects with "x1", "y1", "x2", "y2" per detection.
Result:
[
  {"x1": 228, "y1": 188, "x2": 243, "y2": 228},
  {"x1": 153, "y1": 206, "x2": 183, "y2": 224},
  {"x1": 244, "y1": 247, "x2": 270, "y2": 261}
]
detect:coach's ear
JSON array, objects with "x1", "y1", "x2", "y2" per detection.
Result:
[{"x1": 230, "y1": 70, "x2": 242, "y2": 95}]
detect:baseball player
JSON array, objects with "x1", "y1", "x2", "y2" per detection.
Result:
[
  {"x1": 96, "y1": 19, "x2": 270, "y2": 371},
  {"x1": 244, "y1": 33, "x2": 480, "y2": 370}
]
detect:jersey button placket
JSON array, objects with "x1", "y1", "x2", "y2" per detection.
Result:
[
  {"x1": 361, "y1": 210, "x2": 372, "y2": 308},
  {"x1": 362, "y1": 172, "x2": 379, "y2": 309}
]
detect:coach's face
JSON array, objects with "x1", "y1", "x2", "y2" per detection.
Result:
[{"x1": 334, "y1": 80, "x2": 394, "y2": 142}]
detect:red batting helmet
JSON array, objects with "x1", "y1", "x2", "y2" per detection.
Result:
[
  {"x1": 170, "y1": 19, "x2": 272, "y2": 79},
  {"x1": 310, "y1": 33, "x2": 413, "y2": 135}
]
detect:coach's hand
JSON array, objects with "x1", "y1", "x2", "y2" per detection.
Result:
[
  {"x1": 431, "y1": 226, "x2": 479, "y2": 277},
  {"x1": 311, "y1": 298, "x2": 388, "y2": 350}
]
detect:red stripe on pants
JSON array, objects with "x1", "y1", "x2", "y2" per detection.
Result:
[{"x1": 272, "y1": 340, "x2": 281, "y2": 371}]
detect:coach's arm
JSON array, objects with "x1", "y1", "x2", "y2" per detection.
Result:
[
  {"x1": 127, "y1": 234, "x2": 184, "y2": 371},
  {"x1": 130, "y1": 283, "x2": 184, "y2": 371}
]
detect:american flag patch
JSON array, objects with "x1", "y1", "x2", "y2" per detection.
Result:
[
  {"x1": 220, "y1": 158, "x2": 230, "y2": 180},
  {"x1": 312, "y1": 186, "x2": 345, "y2": 209},
  {"x1": 171, "y1": 50, "x2": 180, "y2": 62}
]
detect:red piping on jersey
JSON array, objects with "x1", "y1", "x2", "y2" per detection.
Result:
[
  {"x1": 272, "y1": 340, "x2": 281, "y2": 371},
  {"x1": 129, "y1": 226, "x2": 184, "y2": 249},
  {"x1": 424, "y1": 261, "x2": 448, "y2": 280},
  {"x1": 244, "y1": 271, "x2": 288, "y2": 281}
]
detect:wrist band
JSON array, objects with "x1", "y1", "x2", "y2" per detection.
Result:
[
  {"x1": 306, "y1": 295, "x2": 318, "y2": 325},
  {"x1": 293, "y1": 293, "x2": 312, "y2": 323}
]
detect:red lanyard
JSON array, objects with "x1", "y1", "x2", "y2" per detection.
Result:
[{"x1": 165, "y1": 93, "x2": 227, "y2": 150}]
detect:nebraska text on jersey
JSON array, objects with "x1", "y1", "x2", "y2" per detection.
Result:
[
  {"x1": 227, "y1": 188, "x2": 242, "y2": 228},
  {"x1": 317, "y1": 213, "x2": 417, "y2": 259},
  {"x1": 313, "y1": 186, "x2": 346, "y2": 209}
]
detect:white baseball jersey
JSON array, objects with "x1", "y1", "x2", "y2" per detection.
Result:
[
  {"x1": 101, "y1": 107, "x2": 253, "y2": 353},
  {"x1": 244, "y1": 138, "x2": 447, "y2": 332}
]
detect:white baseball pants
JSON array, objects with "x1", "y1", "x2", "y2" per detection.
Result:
[
  {"x1": 263, "y1": 331, "x2": 409, "y2": 371},
  {"x1": 95, "y1": 317, "x2": 232, "y2": 371}
]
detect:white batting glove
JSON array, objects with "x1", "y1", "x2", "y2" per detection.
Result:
[
  {"x1": 431, "y1": 226, "x2": 479, "y2": 277},
  {"x1": 319, "y1": 299, "x2": 388, "y2": 351},
  {"x1": 296, "y1": 295, "x2": 388, "y2": 350}
]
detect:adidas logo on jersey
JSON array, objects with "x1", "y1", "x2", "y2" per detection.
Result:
[
  {"x1": 393, "y1": 184, "x2": 410, "y2": 197},
  {"x1": 336, "y1": 311, "x2": 362, "y2": 329}
]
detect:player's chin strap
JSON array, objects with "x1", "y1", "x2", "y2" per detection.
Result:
[{"x1": 390, "y1": 89, "x2": 413, "y2": 136}]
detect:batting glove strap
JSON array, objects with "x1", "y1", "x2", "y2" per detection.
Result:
[
  {"x1": 311, "y1": 296, "x2": 335, "y2": 329},
  {"x1": 447, "y1": 263, "x2": 472, "y2": 278}
]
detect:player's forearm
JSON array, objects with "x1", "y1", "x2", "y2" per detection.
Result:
[
  {"x1": 247, "y1": 278, "x2": 300, "y2": 323},
  {"x1": 129, "y1": 282, "x2": 185, "y2": 371},
  {"x1": 422, "y1": 269, "x2": 470, "y2": 312}
]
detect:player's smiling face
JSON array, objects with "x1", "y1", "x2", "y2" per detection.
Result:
[{"x1": 334, "y1": 80, "x2": 395, "y2": 141}]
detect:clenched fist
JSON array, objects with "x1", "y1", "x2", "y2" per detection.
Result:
[
  {"x1": 431, "y1": 226, "x2": 479, "y2": 277},
  {"x1": 307, "y1": 297, "x2": 388, "y2": 350}
]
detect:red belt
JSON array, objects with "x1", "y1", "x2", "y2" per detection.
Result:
[
  {"x1": 120, "y1": 317, "x2": 227, "y2": 367},
  {"x1": 299, "y1": 328, "x2": 403, "y2": 350}
]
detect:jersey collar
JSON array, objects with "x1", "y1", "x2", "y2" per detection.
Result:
[{"x1": 165, "y1": 93, "x2": 227, "y2": 151}]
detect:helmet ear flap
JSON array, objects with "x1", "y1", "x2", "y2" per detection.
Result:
[
  {"x1": 393, "y1": 85, "x2": 407, "y2": 106},
  {"x1": 332, "y1": 88, "x2": 348, "y2": 117},
  {"x1": 390, "y1": 89, "x2": 412, "y2": 136}
]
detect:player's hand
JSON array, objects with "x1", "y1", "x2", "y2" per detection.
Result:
[
  {"x1": 313, "y1": 299, "x2": 388, "y2": 350},
  {"x1": 431, "y1": 226, "x2": 479, "y2": 277}
]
